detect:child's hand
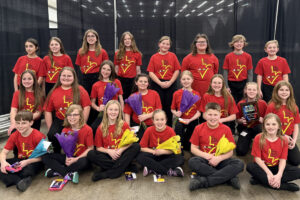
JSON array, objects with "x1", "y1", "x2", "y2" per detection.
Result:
[
  {"x1": 259, "y1": 90, "x2": 263, "y2": 99},
  {"x1": 153, "y1": 149, "x2": 165, "y2": 156},
  {"x1": 65, "y1": 157, "x2": 78, "y2": 166},
  {"x1": 98, "y1": 105, "x2": 105, "y2": 112},
  {"x1": 107, "y1": 149, "x2": 120, "y2": 160},
  {"x1": 0, "y1": 161, "x2": 10, "y2": 174},
  {"x1": 7, "y1": 124, "x2": 16, "y2": 136},
  {"x1": 208, "y1": 156, "x2": 221, "y2": 167},
  {"x1": 240, "y1": 117, "x2": 247, "y2": 125},
  {"x1": 267, "y1": 173, "x2": 275, "y2": 187},
  {"x1": 138, "y1": 114, "x2": 148, "y2": 122},
  {"x1": 19, "y1": 160, "x2": 29, "y2": 168},
  {"x1": 288, "y1": 136, "x2": 296, "y2": 149},
  {"x1": 226, "y1": 88, "x2": 231, "y2": 93},
  {"x1": 174, "y1": 111, "x2": 182, "y2": 118},
  {"x1": 272, "y1": 173, "x2": 282, "y2": 188}
]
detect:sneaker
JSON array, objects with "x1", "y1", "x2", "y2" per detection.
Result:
[
  {"x1": 249, "y1": 177, "x2": 259, "y2": 185},
  {"x1": 45, "y1": 168, "x2": 61, "y2": 178},
  {"x1": 189, "y1": 176, "x2": 208, "y2": 191},
  {"x1": 280, "y1": 182, "x2": 300, "y2": 192},
  {"x1": 143, "y1": 166, "x2": 153, "y2": 177},
  {"x1": 92, "y1": 171, "x2": 108, "y2": 182},
  {"x1": 16, "y1": 177, "x2": 32, "y2": 192},
  {"x1": 64, "y1": 172, "x2": 79, "y2": 184},
  {"x1": 168, "y1": 167, "x2": 184, "y2": 177},
  {"x1": 228, "y1": 176, "x2": 241, "y2": 189}
]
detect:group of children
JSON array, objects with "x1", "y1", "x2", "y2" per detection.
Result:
[{"x1": 1, "y1": 29, "x2": 300, "y2": 193}]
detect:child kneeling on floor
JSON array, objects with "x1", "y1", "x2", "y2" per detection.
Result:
[
  {"x1": 246, "y1": 113, "x2": 300, "y2": 191},
  {"x1": 136, "y1": 109, "x2": 184, "y2": 177},
  {"x1": 0, "y1": 111, "x2": 45, "y2": 192},
  {"x1": 189, "y1": 102, "x2": 244, "y2": 191}
]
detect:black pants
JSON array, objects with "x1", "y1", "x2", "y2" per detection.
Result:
[
  {"x1": 246, "y1": 162, "x2": 300, "y2": 186},
  {"x1": 118, "y1": 76, "x2": 135, "y2": 101},
  {"x1": 262, "y1": 83, "x2": 274, "y2": 103},
  {"x1": 42, "y1": 153, "x2": 90, "y2": 177},
  {"x1": 47, "y1": 117, "x2": 64, "y2": 153},
  {"x1": 151, "y1": 80, "x2": 177, "y2": 126},
  {"x1": 87, "y1": 143, "x2": 140, "y2": 179},
  {"x1": 136, "y1": 152, "x2": 184, "y2": 175},
  {"x1": 188, "y1": 157, "x2": 244, "y2": 187},
  {"x1": 91, "y1": 115, "x2": 103, "y2": 137},
  {"x1": 0, "y1": 158, "x2": 43, "y2": 187},
  {"x1": 80, "y1": 72, "x2": 98, "y2": 95},
  {"x1": 45, "y1": 82, "x2": 55, "y2": 97},
  {"x1": 236, "y1": 124, "x2": 262, "y2": 156},
  {"x1": 228, "y1": 79, "x2": 247, "y2": 104},
  {"x1": 131, "y1": 121, "x2": 147, "y2": 140},
  {"x1": 224, "y1": 121, "x2": 236, "y2": 135},
  {"x1": 288, "y1": 144, "x2": 300, "y2": 166},
  {"x1": 174, "y1": 118, "x2": 198, "y2": 151}
]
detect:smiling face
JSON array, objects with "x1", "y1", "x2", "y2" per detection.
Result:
[
  {"x1": 86, "y1": 32, "x2": 97, "y2": 45},
  {"x1": 159, "y1": 39, "x2": 170, "y2": 53},
  {"x1": 265, "y1": 42, "x2": 279, "y2": 57},
  {"x1": 21, "y1": 72, "x2": 34, "y2": 90},
  {"x1": 153, "y1": 112, "x2": 167, "y2": 132},
  {"x1": 136, "y1": 76, "x2": 149, "y2": 91},
  {"x1": 204, "y1": 109, "x2": 221, "y2": 129},
  {"x1": 264, "y1": 117, "x2": 279, "y2": 137},
  {"x1": 211, "y1": 77, "x2": 223, "y2": 94},
  {"x1": 180, "y1": 74, "x2": 193, "y2": 89},
  {"x1": 60, "y1": 69, "x2": 74, "y2": 87},
  {"x1": 67, "y1": 109, "x2": 81, "y2": 128},
  {"x1": 233, "y1": 39, "x2": 245, "y2": 51},
  {"x1": 49, "y1": 39, "x2": 61, "y2": 54},
  {"x1": 196, "y1": 37, "x2": 208, "y2": 52},
  {"x1": 25, "y1": 41, "x2": 38, "y2": 56},
  {"x1": 101, "y1": 64, "x2": 112, "y2": 80},
  {"x1": 124, "y1": 34, "x2": 132, "y2": 48},
  {"x1": 246, "y1": 84, "x2": 258, "y2": 100},
  {"x1": 107, "y1": 103, "x2": 120, "y2": 122},
  {"x1": 15, "y1": 120, "x2": 33, "y2": 135},
  {"x1": 278, "y1": 85, "x2": 290, "y2": 102}
]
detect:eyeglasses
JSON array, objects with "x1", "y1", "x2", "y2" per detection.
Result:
[
  {"x1": 87, "y1": 35, "x2": 96, "y2": 38},
  {"x1": 67, "y1": 114, "x2": 80, "y2": 117},
  {"x1": 196, "y1": 41, "x2": 207, "y2": 44}
]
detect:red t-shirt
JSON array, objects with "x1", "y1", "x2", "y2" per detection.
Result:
[
  {"x1": 90, "y1": 79, "x2": 123, "y2": 105},
  {"x1": 140, "y1": 126, "x2": 176, "y2": 149},
  {"x1": 251, "y1": 133, "x2": 288, "y2": 166},
  {"x1": 11, "y1": 91, "x2": 42, "y2": 112},
  {"x1": 254, "y1": 56, "x2": 291, "y2": 86},
  {"x1": 181, "y1": 53, "x2": 219, "y2": 81},
  {"x1": 171, "y1": 89, "x2": 201, "y2": 119},
  {"x1": 13, "y1": 55, "x2": 46, "y2": 85},
  {"x1": 75, "y1": 49, "x2": 109, "y2": 74},
  {"x1": 147, "y1": 52, "x2": 181, "y2": 80},
  {"x1": 200, "y1": 93, "x2": 238, "y2": 118},
  {"x1": 265, "y1": 103, "x2": 300, "y2": 136},
  {"x1": 237, "y1": 99, "x2": 267, "y2": 128},
  {"x1": 43, "y1": 54, "x2": 74, "y2": 83},
  {"x1": 94, "y1": 122, "x2": 130, "y2": 149},
  {"x1": 124, "y1": 90, "x2": 162, "y2": 126},
  {"x1": 44, "y1": 86, "x2": 91, "y2": 120},
  {"x1": 62, "y1": 124, "x2": 93, "y2": 157},
  {"x1": 114, "y1": 51, "x2": 142, "y2": 78},
  {"x1": 5, "y1": 129, "x2": 45, "y2": 159},
  {"x1": 222, "y1": 52, "x2": 253, "y2": 81},
  {"x1": 190, "y1": 122, "x2": 235, "y2": 154}
]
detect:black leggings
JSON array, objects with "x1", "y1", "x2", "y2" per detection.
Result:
[
  {"x1": 47, "y1": 117, "x2": 64, "y2": 153},
  {"x1": 174, "y1": 118, "x2": 198, "y2": 151}
]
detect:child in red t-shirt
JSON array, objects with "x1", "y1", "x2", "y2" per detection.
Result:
[
  {"x1": 255, "y1": 40, "x2": 291, "y2": 102},
  {"x1": 76, "y1": 29, "x2": 109, "y2": 95},
  {"x1": 265, "y1": 81, "x2": 300, "y2": 165},
  {"x1": 182, "y1": 33, "x2": 219, "y2": 97},
  {"x1": 246, "y1": 113, "x2": 300, "y2": 191},
  {"x1": 90, "y1": 60, "x2": 124, "y2": 134},
  {"x1": 13, "y1": 38, "x2": 45, "y2": 91},
  {"x1": 200, "y1": 74, "x2": 238, "y2": 134},
  {"x1": 236, "y1": 82, "x2": 267, "y2": 156},
  {"x1": 8, "y1": 70, "x2": 43, "y2": 135},
  {"x1": 171, "y1": 70, "x2": 201, "y2": 150},
  {"x1": 223, "y1": 34, "x2": 253, "y2": 103},
  {"x1": 42, "y1": 104, "x2": 93, "y2": 184},
  {"x1": 124, "y1": 73, "x2": 162, "y2": 138},
  {"x1": 43, "y1": 37, "x2": 74, "y2": 95},
  {"x1": 147, "y1": 36, "x2": 180, "y2": 126},
  {"x1": 189, "y1": 103, "x2": 244, "y2": 191},
  {"x1": 87, "y1": 100, "x2": 140, "y2": 181},
  {"x1": 136, "y1": 109, "x2": 184, "y2": 177},
  {"x1": 0, "y1": 111, "x2": 45, "y2": 192},
  {"x1": 114, "y1": 31, "x2": 142, "y2": 100},
  {"x1": 44, "y1": 67, "x2": 91, "y2": 153}
]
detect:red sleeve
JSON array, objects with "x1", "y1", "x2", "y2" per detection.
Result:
[
  {"x1": 280, "y1": 137, "x2": 289, "y2": 160},
  {"x1": 222, "y1": 54, "x2": 229, "y2": 70},
  {"x1": 282, "y1": 58, "x2": 291, "y2": 74},
  {"x1": 79, "y1": 86, "x2": 91, "y2": 107},
  {"x1": 172, "y1": 53, "x2": 181, "y2": 71},
  {"x1": 114, "y1": 51, "x2": 119, "y2": 65},
  {"x1": 146, "y1": 55, "x2": 155, "y2": 73},
  {"x1": 294, "y1": 107, "x2": 300, "y2": 124},
  {"x1": 94, "y1": 127, "x2": 104, "y2": 147},
  {"x1": 154, "y1": 91, "x2": 162, "y2": 109},
  {"x1": 75, "y1": 50, "x2": 82, "y2": 66},
  {"x1": 224, "y1": 125, "x2": 235, "y2": 144},
  {"x1": 254, "y1": 59, "x2": 263, "y2": 75},
  {"x1": 85, "y1": 125, "x2": 94, "y2": 147},
  {"x1": 251, "y1": 134, "x2": 262, "y2": 159},
  {"x1": 259, "y1": 100, "x2": 268, "y2": 118},
  {"x1": 200, "y1": 94, "x2": 208, "y2": 113},
  {"x1": 37, "y1": 59, "x2": 47, "y2": 77},
  {"x1": 136, "y1": 52, "x2": 142, "y2": 66},
  {"x1": 247, "y1": 53, "x2": 253, "y2": 70},
  {"x1": 102, "y1": 49, "x2": 109, "y2": 61},
  {"x1": 4, "y1": 131, "x2": 17, "y2": 150},
  {"x1": 90, "y1": 82, "x2": 98, "y2": 99},
  {"x1": 124, "y1": 103, "x2": 133, "y2": 115},
  {"x1": 115, "y1": 79, "x2": 123, "y2": 95},
  {"x1": 181, "y1": 55, "x2": 189, "y2": 72},
  {"x1": 228, "y1": 96, "x2": 239, "y2": 115},
  {"x1": 189, "y1": 125, "x2": 200, "y2": 146},
  {"x1": 44, "y1": 93, "x2": 54, "y2": 112},
  {"x1": 213, "y1": 54, "x2": 219, "y2": 74},
  {"x1": 13, "y1": 57, "x2": 22, "y2": 74},
  {"x1": 265, "y1": 103, "x2": 275, "y2": 115},
  {"x1": 139, "y1": 127, "x2": 151, "y2": 148},
  {"x1": 11, "y1": 91, "x2": 19, "y2": 108},
  {"x1": 171, "y1": 91, "x2": 177, "y2": 110},
  {"x1": 66, "y1": 55, "x2": 74, "y2": 68}
]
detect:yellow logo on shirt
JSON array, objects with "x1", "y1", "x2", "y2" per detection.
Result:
[
  {"x1": 21, "y1": 143, "x2": 33, "y2": 158},
  {"x1": 58, "y1": 95, "x2": 73, "y2": 118},
  {"x1": 282, "y1": 110, "x2": 294, "y2": 134},
  {"x1": 142, "y1": 101, "x2": 154, "y2": 114},
  {"x1": 25, "y1": 98, "x2": 34, "y2": 112},
  {"x1": 48, "y1": 62, "x2": 62, "y2": 81},
  {"x1": 198, "y1": 58, "x2": 212, "y2": 79},
  {"x1": 158, "y1": 60, "x2": 172, "y2": 79},
  {"x1": 267, "y1": 148, "x2": 279, "y2": 166},
  {"x1": 232, "y1": 59, "x2": 246, "y2": 79},
  {"x1": 82, "y1": 56, "x2": 97, "y2": 74},
  {"x1": 266, "y1": 66, "x2": 282, "y2": 85},
  {"x1": 120, "y1": 56, "x2": 135, "y2": 74}
]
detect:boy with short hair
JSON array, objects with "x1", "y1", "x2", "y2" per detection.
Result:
[
  {"x1": 189, "y1": 102, "x2": 244, "y2": 191},
  {"x1": 0, "y1": 111, "x2": 45, "y2": 192}
]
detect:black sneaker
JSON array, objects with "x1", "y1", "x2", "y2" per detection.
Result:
[
  {"x1": 16, "y1": 177, "x2": 32, "y2": 192},
  {"x1": 189, "y1": 176, "x2": 208, "y2": 191},
  {"x1": 249, "y1": 177, "x2": 259, "y2": 185},
  {"x1": 228, "y1": 177, "x2": 241, "y2": 189},
  {"x1": 92, "y1": 171, "x2": 108, "y2": 182},
  {"x1": 45, "y1": 168, "x2": 60, "y2": 178},
  {"x1": 280, "y1": 182, "x2": 300, "y2": 192},
  {"x1": 168, "y1": 167, "x2": 184, "y2": 177}
]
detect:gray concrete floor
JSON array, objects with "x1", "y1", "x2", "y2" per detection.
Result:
[{"x1": 1, "y1": 120, "x2": 300, "y2": 200}]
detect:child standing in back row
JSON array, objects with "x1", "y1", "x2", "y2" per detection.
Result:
[{"x1": 223, "y1": 34, "x2": 253, "y2": 103}]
